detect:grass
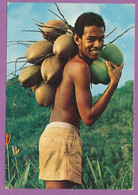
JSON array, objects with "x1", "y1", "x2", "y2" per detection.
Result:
[
  {"x1": 5, "y1": 143, "x2": 133, "y2": 189},
  {"x1": 85, "y1": 154, "x2": 133, "y2": 189}
]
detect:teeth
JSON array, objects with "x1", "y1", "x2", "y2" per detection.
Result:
[{"x1": 91, "y1": 50, "x2": 100, "y2": 54}]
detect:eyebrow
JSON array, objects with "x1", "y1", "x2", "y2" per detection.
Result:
[{"x1": 87, "y1": 35, "x2": 105, "y2": 39}]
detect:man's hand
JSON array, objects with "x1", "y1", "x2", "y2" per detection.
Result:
[{"x1": 106, "y1": 61, "x2": 124, "y2": 86}]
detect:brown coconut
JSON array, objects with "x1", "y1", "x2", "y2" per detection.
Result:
[
  {"x1": 25, "y1": 40, "x2": 53, "y2": 65},
  {"x1": 18, "y1": 65, "x2": 42, "y2": 88},
  {"x1": 41, "y1": 20, "x2": 68, "y2": 41},
  {"x1": 53, "y1": 34, "x2": 77, "y2": 59},
  {"x1": 35, "y1": 81, "x2": 56, "y2": 107},
  {"x1": 41, "y1": 55, "x2": 65, "y2": 84}
]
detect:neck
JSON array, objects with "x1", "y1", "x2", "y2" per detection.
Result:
[{"x1": 77, "y1": 53, "x2": 95, "y2": 65}]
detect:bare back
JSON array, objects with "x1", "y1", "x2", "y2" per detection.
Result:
[{"x1": 49, "y1": 55, "x2": 91, "y2": 129}]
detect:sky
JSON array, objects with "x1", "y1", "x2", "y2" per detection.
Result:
[{"x1": 7, "y1": 2, "x2": 135, "y2": 96}]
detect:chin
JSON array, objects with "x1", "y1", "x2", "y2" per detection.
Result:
[{"x1": 89, "y1": 55, "x2": 99, "y2": 60}]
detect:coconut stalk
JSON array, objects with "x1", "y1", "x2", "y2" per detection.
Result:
[
  {"x1": 7, "y1": 60, "x2": 27, "y2": 65},
  {"x1": 109, "y1": 26, "x2": 134, "y2": 44},
  {"x1": 39, "y1": 29, "x2": 54, "y2": 43},
  {"x1": 105, "y1": 27, "x2": 117, "y2": 38},
  {"x1": 36, "y1": 23, "x2": 68, "y2": 34},
  {"x1": 7, "y1": 40, "x2": 37, "y2": 47},
  {"x1": 14, "y1": 57, "x2": 26, "y2": 76},
  {"x1": 48, "y1": 3, "x2": 74, "y2": 31},
  {"x1": 7, "y1": 57, "x2": 27, "y2": 82},
  {"x1": 32, "y1": 18, "x2": 44, "y2": 25},
  {"x1": 7, "y1": 79, "x2": 18, "y2": 87},
  {"x1": 7, "y1": 61, "x2": 28, "y2": 78},
  {"x1": 39, "y1": 25, "x2": 68, "y2": 42},
  {"x1": 33, "y1": 52, "x2": 54, "y2": 65}
]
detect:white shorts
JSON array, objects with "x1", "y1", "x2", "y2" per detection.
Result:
[{"x1": 39, "y1": 122, "x2": 82, "y2": 185}]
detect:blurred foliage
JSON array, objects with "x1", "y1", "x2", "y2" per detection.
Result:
[{"x1": 6, "y1": 79, "x2": 134, "y2": 189}]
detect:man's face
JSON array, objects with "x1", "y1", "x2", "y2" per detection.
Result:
[{"x1": 77, "y1": 25, "x2": 105, "y2": 61}]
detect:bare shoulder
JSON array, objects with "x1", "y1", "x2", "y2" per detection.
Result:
[{"x1": 65, "y1": 55, "x2": 91, "y2": 81}]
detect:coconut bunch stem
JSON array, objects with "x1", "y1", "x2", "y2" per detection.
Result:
[
  {"x1": 105, "y1": 27, "x2": 117, "y2": 38},
  {"x1": 48, "y1": 3, "x2": 74, "y2": 31},
  {"x1": 7, "y1": 60, "x2": 27, "y2": 65},
  {"x1": 6, "y1": 75, "x2": 19, "y2": 87},
  {"x1": 7, "y1": 61, "x2": 28, "y2": 79},
  {"x1": 7, "y1": 55, "x2": 30, "y2": 80},
  {"x1": 21, "y1": 29, "x2": 41, "y2": 33},
  {"x1": 32, "y1": 18, "x2": 44, "y2": 25},
  {"x1": 109, "y1": 26, "x2": 134, "y2": 44},
  {"x1": 7, "y1": 79, "x2": 18, "y2": 87},
  {"x1": 17, "y1": 4, "x2": 74, "y2": 43},
  {"x1": 36, "y1": 23, "x2": 67, "y2": 34},
  {"x1": 7, "y1": 40, "x2": 37, "y2": 47},
  {"x1": 39, "y1": 28, "x2": 55, "y2": 43},
  {"x1": 7, "y1": 52, "x2": 54, "y2": 81},
  {"x1": 37, "y1": 25, "x2": 68, "y2": 43},
  {"x1": 12, "y1": 57, "x2": 26, "y2": 76},
  {"x1": 32, "y1": 52, "x2": 54, "y2": 65}
]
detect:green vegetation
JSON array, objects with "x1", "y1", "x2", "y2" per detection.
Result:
[{"x1": 5, "y1": 78, "x2": 133, "y2": 189}]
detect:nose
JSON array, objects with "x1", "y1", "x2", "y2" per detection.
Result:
[{"x1": 94, "y1": 40, "x2": 101, "y2": 48}]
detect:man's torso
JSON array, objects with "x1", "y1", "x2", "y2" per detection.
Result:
[{"x1": 50, "y1": 55, "x2": 90, "y2": 129}]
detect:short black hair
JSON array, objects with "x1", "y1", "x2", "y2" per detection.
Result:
[{"x1": 73, "y1": 12, "x2": 105, "y2": 38}]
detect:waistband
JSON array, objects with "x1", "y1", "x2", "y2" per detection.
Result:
[{"x1": 46, "y1": 122, "x2": 80, "y2": 136}]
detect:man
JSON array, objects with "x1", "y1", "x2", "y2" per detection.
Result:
[{"x1": 39, "y1": 12, "x2": 124, "y2": 189}]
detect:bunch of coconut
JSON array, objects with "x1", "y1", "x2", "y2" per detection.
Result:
[{"x1": 18, "y1": 19, "x2": 77, "y2": 107}]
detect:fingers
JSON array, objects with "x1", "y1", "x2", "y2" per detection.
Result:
[
  {"x1": 109, "y1": 61, "x2": 118, "y2": 69},
  {"x1": 106, "y1": 61, "x2": 124, "y2": 70},
  {"x1": 106, "y1": 61, "x2": 113, "y2": 70},
  {"x1": 106, "y1": 61, "x2": 116, "y2": 68},
  {"x1": 119, "y1": 62, "x2": 124, "y2": 70}
]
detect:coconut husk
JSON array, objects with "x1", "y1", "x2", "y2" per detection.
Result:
[
  {"x1": 41, "y1": 55, "x2": 65, "y2": 84},
  {"x1": 25, "y1": 39, "x2": 53, "y2": 65},
  {"x1": 35, "y1": 81, "x2": 56, "y2": 107},
  {"x1": 18, "y1": 65, "x2": 42, "y2": 88},
  {"x1": 53, "y1": 34, "x2": 77, "y2": 59},
  {"x1": 41, "y1": 20, "x2": 68, "y2": 41}
]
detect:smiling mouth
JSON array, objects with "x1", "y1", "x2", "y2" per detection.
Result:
[{"x1": 90, "y1": 50, "x2": 100, "y2": 55}]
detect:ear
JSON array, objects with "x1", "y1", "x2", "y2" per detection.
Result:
[{"x1": 73, "y1": 33, "x2": 81, "y2": 46}]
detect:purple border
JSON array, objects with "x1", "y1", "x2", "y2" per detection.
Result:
[{"x1": 0, "y1": 0, "x2": 137, "y2": 194}]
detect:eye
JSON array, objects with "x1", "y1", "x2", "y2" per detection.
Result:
[
  {"x1": 99, "y1": 36, "x2": 105, "y2": 42},
  {"x1": 87, "y1": 37, "x2": 96, "y2": 42}
]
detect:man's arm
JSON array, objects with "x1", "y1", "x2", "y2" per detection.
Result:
[{"x1": 72, "y1": 60, "x2": 124, "y2": 126}]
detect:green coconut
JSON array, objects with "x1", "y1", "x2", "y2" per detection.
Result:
[
  {"x1": 41, "y1": 20, "x2": 68, "y2": 41},
  {"x1": 90, "y1": 43, "x2": 124, "y2": 85},
  {"x1": 35, "y1": 81, "x2": 56, "y2": 107},
  {"x1": 25, "y1": 40, "x2": 53, "y2": 65},
  {"x1": 90, "y1": 57, "x2": 110, "y2": 85},
  {"x1": 100, "y1": 43, "x2": 124, "y2": 66},
  {"x1": 18, "y1": 65, "x2": 42, "y2": 88},
  {"x1": 53, "y1": 34, "x2": 77, "y2": 59},
  {"x1": 41, "y1": 55, "x2": 65, "y2": 84}
]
